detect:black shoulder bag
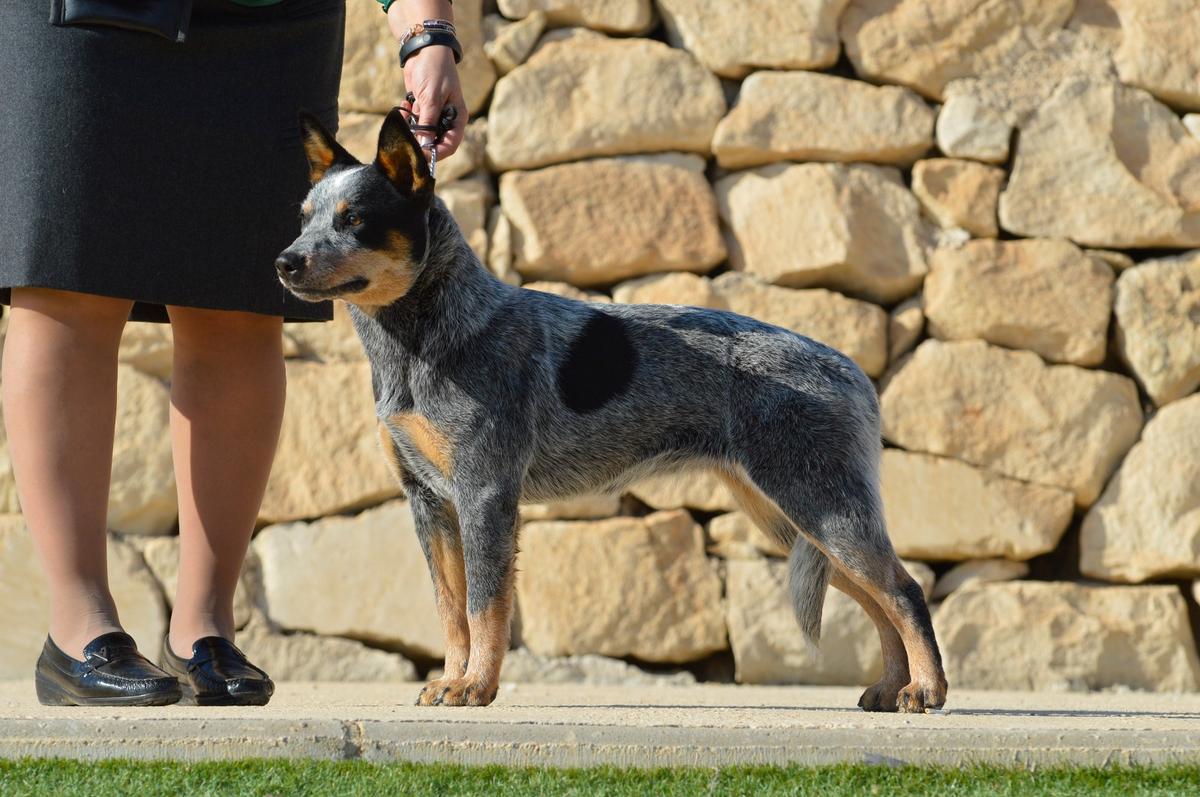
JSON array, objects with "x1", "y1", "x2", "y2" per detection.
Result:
[{"x1": 50, "y1": 0, "x2": 194, "y2": 43}]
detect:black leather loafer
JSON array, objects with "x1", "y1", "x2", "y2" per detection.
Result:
[
  {"x1": 35, "y1": 632, "x2": 182, "y2": 707},
  {"x1": 161, "y1": 636, "x2": 274, "y2": 706}
]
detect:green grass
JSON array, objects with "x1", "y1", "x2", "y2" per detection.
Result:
[{"x1": 2, "y1": 759, "x2": 1200, "y2": 797}]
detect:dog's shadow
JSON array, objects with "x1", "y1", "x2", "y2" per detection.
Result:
[
  {"x1": 943, "y1": 707, "x2": 1200, "y2": 720},
  {"x1": 549, "y1": 704, "x2": 844, "y2": 714},
  {"x1": 544, "y1": 704, "x2": 1200, "y2": 720}
]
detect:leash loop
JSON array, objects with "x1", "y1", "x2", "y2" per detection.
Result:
[{"x1": 399, "y1": 92, "x2": 457, "y2": 179}]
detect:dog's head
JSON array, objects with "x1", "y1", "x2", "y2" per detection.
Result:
[{"x1": 276, "y1": 109, "x2": 435, "y2": 307}]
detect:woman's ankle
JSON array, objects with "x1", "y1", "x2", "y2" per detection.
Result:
[
  {"x1": 48, "y1": 612, "x2": 125, "y2": 661},
  {"x1": 168, "y1": 613, "x2": 235, "y2": 659}
]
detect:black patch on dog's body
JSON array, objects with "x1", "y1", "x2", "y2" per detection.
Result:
[{"x1": 557, "y1": 311, "x2": 638, "y2": 414}]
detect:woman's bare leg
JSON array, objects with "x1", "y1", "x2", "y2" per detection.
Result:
[
  {"x1": 165, "y1": 306, "x2": 284, "y2": 656},
  {"x1": 3, "y1": 288, "x2": 133, "y2": 659}
]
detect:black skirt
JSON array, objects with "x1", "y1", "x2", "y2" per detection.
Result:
[{"x1": 0, "y1": 0, "x2": 346, "y2": 322}]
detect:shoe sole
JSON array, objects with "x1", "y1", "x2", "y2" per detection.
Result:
[
  {"x1": 177, "y1": 681, "x2": 272, "y2": 707},
  {"x1": 35, "y1": 672, "x2": 181, "y2": 707}
]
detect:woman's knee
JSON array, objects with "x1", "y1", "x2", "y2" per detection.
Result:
[
  {"x1": 167, "y1": 306, "x2": 284, "y2": 362},
  {"x1": 9, "y1": 288, "x2": 133, "y2": 334}
]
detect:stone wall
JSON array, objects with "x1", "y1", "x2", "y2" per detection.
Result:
[{"x1": 2, "y1": 0, "x2": 1200, "y2": 693}]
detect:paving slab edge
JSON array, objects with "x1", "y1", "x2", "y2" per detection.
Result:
[{"x1": 3, "y1": 719, "x2": 1200, "y2": 767}]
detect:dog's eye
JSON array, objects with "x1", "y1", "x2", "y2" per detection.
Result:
[{"x1": 345, "y1": 211, "x2": 364, "y2": 226}]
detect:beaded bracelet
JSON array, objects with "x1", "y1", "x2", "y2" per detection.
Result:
[{"x1": 400, "y1": 19, "x2": 456, "y2": 47}]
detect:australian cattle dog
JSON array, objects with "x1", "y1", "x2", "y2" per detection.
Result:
[{"x1": 275, "y1": 110, "x2": 948, "y2": 713}]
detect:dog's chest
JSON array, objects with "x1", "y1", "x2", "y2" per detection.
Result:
[
  {"x1": 362, "y1": 342, "x2": 463, "y2": 496},
  {"x1": 379, "y1": 408, "x2": 455, "y2": 495}
]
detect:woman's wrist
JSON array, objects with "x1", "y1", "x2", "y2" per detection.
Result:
[{"x1": 399, "y1": 31, "x2": 462, "y2": 67}]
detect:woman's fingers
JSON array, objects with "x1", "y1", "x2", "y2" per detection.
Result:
[
  {"x1": 435, "y1": 95, "x2": 468, "y2": 159},
  {"x1": 412, "y1": 84, "x2": 466, "y2": 159},
  {"x1": 435, "y1": 122, "x2": 464, "y2": 159},
  {"x1": 412, "y1": 87, "x2": 442, "y2": 150},
  {"x1": 404, "y1": 95, "x2": 466, "y2": 160}
]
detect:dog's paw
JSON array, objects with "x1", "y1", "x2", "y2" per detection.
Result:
[
  {"x1": 415, "y1": 677, "x2": 452, "y2": 706},
  {"x1": 857, "y1": 681, "x2": 902, "y2": 713},
  {"x1": 417, "y1": 676, "x2": 497, "y2": 707},
  {"x1": 896, "y1": 679, "x2": 948, "y2": 714}
]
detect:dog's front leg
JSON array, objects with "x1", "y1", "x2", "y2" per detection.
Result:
[
  {"x1": 424, "y1": 485, "x2": 519, "y2": 708},
  {"x1": 406, "y1": 481, "x2": 472, "y2": 707}
]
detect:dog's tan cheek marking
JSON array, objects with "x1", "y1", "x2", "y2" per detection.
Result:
[
  {"x1": 345, "y1": 232, "x2": 418, "y2": 309},
  {"x1": 429, "y1": 535, "x2": 470, "y2": 678},
  {"x1": 376, "y1": 230, "x2": 417, "y2": 299},
  {"x1": 339, "y1": 251, "x2": 413, "y2": 309},
  {"x1": 390, "y1": 412, "x2": 453, "y2": 477},
  {"x1": 301, "y1": 200, "x2": 314, "y2": 216},
  {"x1": 386, "y1": 230, "x2": 413, "y2": 260},
  {"x1": 335, "y1": 199, "x2": 349, "y2": 214},
  {"x1": 352, "y1": 273, "x2": 413, "y2": 309}
]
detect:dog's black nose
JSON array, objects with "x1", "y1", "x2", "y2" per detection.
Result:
[{"x1": 275, "y1": 251, "x2": 306, "y2": 277}]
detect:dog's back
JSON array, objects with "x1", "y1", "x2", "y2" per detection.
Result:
[{"x1": 492, "y1": 286, "x2": 881, "y2": 506}]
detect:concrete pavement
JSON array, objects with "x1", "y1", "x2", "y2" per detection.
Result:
[{"x1": 1, "y1": 682, "x2": 1199, "y2": 767}]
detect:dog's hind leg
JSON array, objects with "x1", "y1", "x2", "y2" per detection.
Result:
[
  {"x1": 814, "y1": 494, "x2": 946, "y2": 713},
  {"x1": 828, "y1": 567, "x2": 911, "y2": 711},
  {"x1": 727, "y1": 350, "x2": 945, "y2": 710},
  {"x1": 781, "y1": 488, "x2": 945, "y2": 713},
  {"x1": 722, "y1": 471, "x2": 913, "y2": 710}
]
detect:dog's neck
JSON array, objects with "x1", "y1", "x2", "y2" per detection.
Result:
[{"x1": 348, "y1": 197, "x2": 511, "y2": 366}]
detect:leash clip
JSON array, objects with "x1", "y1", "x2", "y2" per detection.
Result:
[{"x1": 399, "y1": 92, "x2": 457, "y2": 180}]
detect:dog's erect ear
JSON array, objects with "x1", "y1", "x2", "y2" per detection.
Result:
[
  {"x1": 299, "y1": 112, "x2": 358, "y2": 184},
  {"x1": 375, "y1": 107, "x2": 434, "y2": 197}
]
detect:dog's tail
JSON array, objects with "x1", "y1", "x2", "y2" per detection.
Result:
[{"x1": 788, "y1": 538, "x2": 831, "y2": 650}]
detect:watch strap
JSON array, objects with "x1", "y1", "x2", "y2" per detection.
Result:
[{"x1": 399, "y1": 29, "x2": 463, "y2": 67}]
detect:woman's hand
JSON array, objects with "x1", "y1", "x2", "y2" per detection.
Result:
[
  {"x1": 401, "y1": 45, "x2": 467, "y2": 159},
  {"x1": 388, "y1": 1, "x2": 467, "y2": 160}
]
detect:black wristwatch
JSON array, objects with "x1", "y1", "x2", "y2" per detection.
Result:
[{"x1": 399, "y1": 30, "x2": 463, "y2": 67}]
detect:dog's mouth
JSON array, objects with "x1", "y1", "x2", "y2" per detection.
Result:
[{"x1": 283, "y1": 277, "x2": 370, "y2": 301}]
